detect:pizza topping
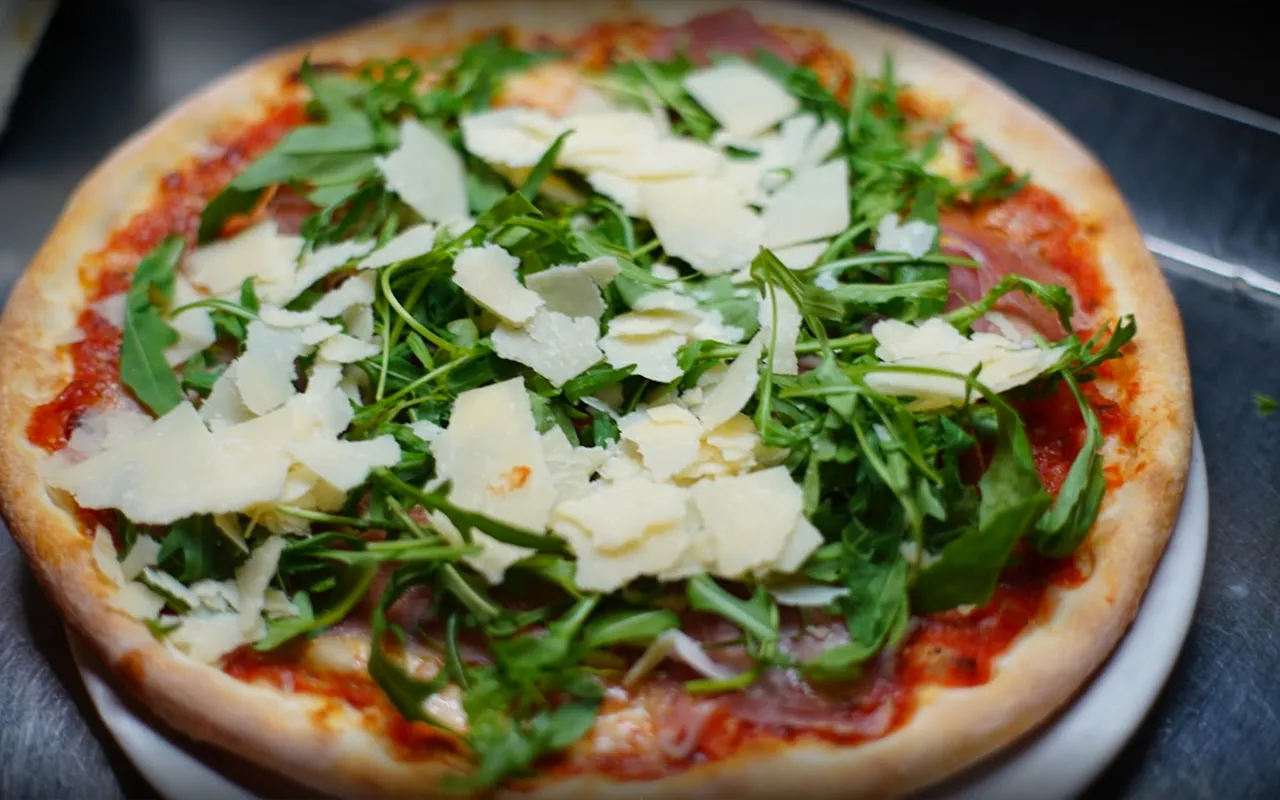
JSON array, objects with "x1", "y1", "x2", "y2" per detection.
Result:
[{"x1": 40, "y1": 16, "x2": 1141, "y2": 789}]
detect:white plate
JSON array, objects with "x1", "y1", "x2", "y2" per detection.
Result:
[{"x1": 69, "y1": 433, "x2": 1208, "y2": 800}]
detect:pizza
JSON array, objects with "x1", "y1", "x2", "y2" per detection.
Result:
[{"x1": 0, "y1": 2, "x2": 1193, "y2": 798}]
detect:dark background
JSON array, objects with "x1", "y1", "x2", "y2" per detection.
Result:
[{"x1": 927, "y1": 0, "x2": 1276, "y2": 119}]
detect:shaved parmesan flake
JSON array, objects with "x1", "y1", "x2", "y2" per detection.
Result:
[
  {"x1": 120, "y1": 534, "x2": 161, "y2": 581},
  {"x1": 642, "y1": 177, "x2": 762, "y2": 276},
  {"x1": 109, "y1": 582, "x2": 167, "y2": 620},
  {"x1": 525, "y1": 264, "x2": 609, "y2": 319},
  {"x1": 409, "y1": 419, "x2": 445, "y2": 446},
  {"x1": 624, "y1": 630, "x2": 739, "y2": 687},
  {"x1": 683, "y1": 62, "x2": 798, "y2": 139},
  {"x1": 259, "y1": 307, "x2": 320, "y2": 329},
  {"x1": 769, "y1": 582, "x2": 849, "y2": 607},
  {"x1": 141, "y1": 566, "x2": 199, "y2": 610},
  {"x1": 236, "y1": 536, "x2": 286, "y2": 634},
  {"x1": 92, "y1": 527, "x2": 124, "y2": 586},
  {"x1": 165, "y1": 276, "x2": 216, "y2": 367},
  {"x1": 361, "y1": 224, "x2": 438, "y2": 268},
  {"x1": 585, "y1": 171, "x2": 645, "y2": 216},
  {"x1": 376, "y1": 118, "x2": 469, "y2": 224},
  {"x1": 90, "y1": 293, "x2": 126, "y2": 328},
  {"x1": 774, "y1": 515, "x2": 824, "y2": 574},
  {"x1": 310, "y1": 272, "x2": 375, "y2": 319},
  {"x1": 550, "y1": 476, "x2": 691, "y2": 592},
  {"x1": 283, "y1": 239, "x2": 373, "y2": 306},
  {"x1": 773, "y1": 241, "x2": 827, "y2": 271},
  {"x1": 541, "y1": 426, "x2": 600, "y2": 504},
  {"x1": 185, "y1": 221, "x2": 302, "y2": 301},
  {"x1": 867, "y1": 317, "x2": 1066, "y2": 409},
  {"x1": 169, "y1": 614, "x2": 246, "y2": 664},
  {"x1": 288, "y1": 436, "x2": 400, "y2": 491},
  {"x1": 235, "y1": 321, "x2": 304, "y2": 415},
  {"x1": 318, "y1": 333, "x2": 381, "y2": 364},
  {"x1": 620, "y1": 404, "x2": 703, "y2": 481},
  {"x1": 696, "y1": 334, "x2": 763, "y2": 430},
  {"x1": 875, "y1": 212, "x2": 936, "y2": 259},
  {"x1": 491, "y1": 310, "x2": 603, "y2": 387},
  {"x1": 193, "y1": 580, "x2": 241, "y2": 612},
  {"x1": 691, "y1": 466, "x2": 804, "y2": 578},
  {"x1": 432, "y1": 379, "x2": 558, "y2": 582},
  {"x1": 460, "y1": 108, "x2": 562, "y2": 168},
  {"x1": 761, "y1": 159, "x2": 850, "y2": 249},
  {"x1": 600, "y1": 330, "x2": 685, "y2": 383},
  {"x1": 800, "y1": 120, "x2": 843, "y2": 170},
  {"x1": 200, "y1": 367, "x2": 253, "y2": 429},
  {"x1": 452, "y1": 244, "x2": 544, "y2": 325},
  {"x1": 300, "y1": 322, "x2": 343, "y2": 346},
  {"x1": 757, "y1": 286, "x2": 802, "y2": 376}
]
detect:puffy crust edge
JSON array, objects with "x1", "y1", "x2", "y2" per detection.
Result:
[{"x1": 0, "y1": 2, "x2": 1193, "y2": 798}]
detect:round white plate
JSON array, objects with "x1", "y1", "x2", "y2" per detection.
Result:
[{"x1": 69, "y1": 433, "x2": 1208, "y2": 800}]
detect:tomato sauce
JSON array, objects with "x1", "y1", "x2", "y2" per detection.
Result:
[{"x1": 26, "y1": 16, "x2": 1141, "y2": 780}]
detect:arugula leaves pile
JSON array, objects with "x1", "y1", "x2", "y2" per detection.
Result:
[{"x1": 108, "y1": 35, "x2": 1137, "y2": 788}]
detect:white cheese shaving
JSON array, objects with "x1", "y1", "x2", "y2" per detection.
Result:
[
  {"x1": 620, "y1": 405, "x2": 703, "y2": 481},
  {"x1": 141, "y1": 566, "x2": 200, "y2": 610},
  {"x1": 310, "y1": 272, "x2": 375, "y2": 319},
  {"x1": 318, "y1": 333, "x2": 381, "y2": 364},
  {"x1": 234, "y1": 321, "x2": 304, "y2": 415},
  {"x1": 772, "y1": 241, "x2": 827, "y2": 271},
  {"x1": 431, "y1": 379, "x2": 557, "y2": 582},
  {"x1": 169, "y1": 613, "x2": 247, "y2": 664},
  {"x1": 259, "y1": 307, "x2": 320, "y2": 329},
  {"x1": 642, "y1": 177, "x2": 762, "y2": 276},
  {"x1": 696, "y1": 334, "x2": 763, "y2": 430},
  {"x1": 550, "y1": 476, "x2": 691, "y2": 592},
  {"x1": 768, "y1": 583, "x2": 850, "y2": 607},
  {"x1": 600, "y1": 330, "x2": 685, "y2": 383},
  {"x1": 623, "y1": 630, "x2": 738, "y2": 687},
  {"x1": 524, "y1": 256, "x2": 620, "y2": 320},
  {"x1": 683, "y1": 62, "x2": 799, "y2": 139},
  {"x1": 375, "y1": 118, "x2": 469, "y2": 224},
  {"x1": 91, "y1": 526, "x2": 124, "y2": 586},
  {"x1": 541, "y1": 426, "x2": 600, "y2": 504},
  {"x1": 164, "y1": 276, "x2": 216, "y2": 366},
  {"x1": 757, "y1": 286, "x2": 802, "y2": 376},
  {"x1": 866, "y1": 317, "x2": 1066, "y2": 409},
  {"x1": 361, "y1": 224, "x2": 439, "y2": 269},
  {"x1": 284, "y1": 239, "x2": 374, "y2": 306},
  {"x1": 184, "y1": 221, "x2": 303, "y2": 302},
  {"x1": 491, "y1": 309, "x2": 604, "y2": 387},
  {"x1": 119, "y1": 534, "x2": 161, "y2": 581},
  {"x1": 452, "y1": 244, "x2": 544, "y2": 325},
  {"x1": 236, "y1": 536, "x2": 286, "y2": 634},
  {"x1": 691, "y1": 466, "x2": 807, "y2": 578},
  {"x1": 875, "y1": 212, "x2": 936, "y2": 259},
  {"x1": 761, "y1": 158, "x2": 851, "y2": 250},
  {"x1": 90, "y1": 293, "x2": 127, "y2": 329},
  {"x1": 109, "y1": 582, "x2": 167, "y2": 620}
]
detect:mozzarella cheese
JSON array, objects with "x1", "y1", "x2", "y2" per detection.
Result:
[
  {"x1": 452, "y1": 244, "x2": 544, "y2": 325},
  {"x1": 683, "y1": 62, "x2": 799, "y2": 139},
  {"x1": 431, "y1": 378, "x2": 558, "y2": 582},
  {"x1": 875, "y1": 212, "x2": 936, "y2": 258},
  {"x1": 490, "y1": 310, "x2": 604, "y2": 387},
  {"x1": 867, "y1": 317, "x2": 1066, "y2": 408},
  {"x1": 375, "y1": 118, "x2": 469, "y2": 224}
]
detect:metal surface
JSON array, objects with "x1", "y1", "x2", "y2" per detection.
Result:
[{"x1": 0, "y1": 1, "x2": 1277, "y2": 798}]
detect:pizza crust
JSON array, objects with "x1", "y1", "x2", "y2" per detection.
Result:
[{"x1": 0, "y1": 2, "x2": 1193, "y2": 798}]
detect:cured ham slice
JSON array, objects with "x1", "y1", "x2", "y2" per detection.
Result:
[{"x1": 648, "y1": 8, "x2": 796, "y2": 64}]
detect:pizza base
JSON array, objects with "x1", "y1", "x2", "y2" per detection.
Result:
[{"x1": 0, "y1": 2, "x2": 1193, "y2": 798}]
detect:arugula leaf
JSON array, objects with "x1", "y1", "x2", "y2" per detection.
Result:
[
  {"x1": 155, "y1": 515, "x2": 242, "y2": 584},
  {"x1": 257, "y1": 564, "x2": 376, "y2": 651},
  {"x1": 804, "y1": 553, "x2": 908, "y2": 682},
  {"x1": 367, "y1": 564, "x2": 457, "y2": 730},
  {"x1": 120, "y1": 237, "x2": 185, "y2": 416},
  {"x1": 582, "y1": 609, "x2": 680, "y2": 649},
  {"x1": 1031, "y1": 372, "x2": 1107, "y2": 557},
  {"x1": 911, "y1": 391, "x2": 1051, "y2": 612}
]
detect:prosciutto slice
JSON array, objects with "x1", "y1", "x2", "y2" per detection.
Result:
[
  {"x1": 648, "y1": 8, "x2": 796, "y2": 64},
  {"x1": 941, "y1": 212, "x2": 1083, "y2": 341}
]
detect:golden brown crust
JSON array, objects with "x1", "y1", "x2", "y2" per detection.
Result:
[{"x1": 0, "y1": 2, "x2": 1193, "y2": 798}]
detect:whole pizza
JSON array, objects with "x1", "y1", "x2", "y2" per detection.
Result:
[{"x1": 0, "y1": 2, "x2": 1193, "y2": 797}]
